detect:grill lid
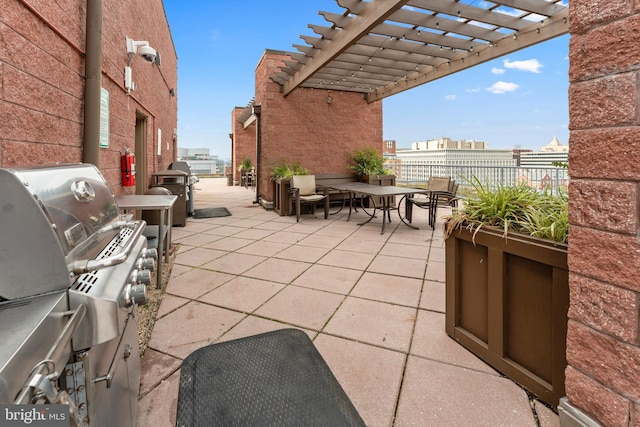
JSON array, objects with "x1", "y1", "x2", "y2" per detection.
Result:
[{"x1": 0, "y1": 164, "x2": 121, "y2": 300}]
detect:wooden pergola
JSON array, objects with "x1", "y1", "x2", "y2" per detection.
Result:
[{"x1": 271, "y1": 0, "x2": 568, "y2": 102}]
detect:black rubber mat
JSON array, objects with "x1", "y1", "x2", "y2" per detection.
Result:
[
  {"x1": 176, "y1": 328, "x2": 365, "y2": 427},
  {"x1": 192, "y1": 207, "x2": 231, "y2": 218}
]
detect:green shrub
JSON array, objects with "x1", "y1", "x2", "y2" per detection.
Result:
[
  {"x1": 444, "y1": 177, "x2": 568, "y2": 244},
  {"x1": 269, "y1": 161, "x2": 308, "y2": 179},
  {"x1": 348, "y1": 148, "x2": 391, "y2": 176}
]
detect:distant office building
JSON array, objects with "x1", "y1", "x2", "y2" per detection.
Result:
[
  {"x1": 395, "y1": 137, "x2": 516, "y2": 183},
  {"x1": 178, "y1": 147, "x2": 213, "y2": 160},
  {"x1": 177, "y1": 147, "x2": 220, "y2": 175},
  {"x1": 411, "y1": 137, "x2": 488, "y2": 151},
  {"x1": 519, "y1": 136, "x2": 569, "y2": 167},
  {"x1": 518, "y1": 136, "x2": 569, "y2": 190}
]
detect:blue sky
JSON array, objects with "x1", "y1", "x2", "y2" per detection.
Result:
[{"x1": 163, "y1": 1, "x2": 569, "y2": 161}]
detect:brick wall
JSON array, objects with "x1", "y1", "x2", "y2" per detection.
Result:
[
  {"x1": 232, "y1": 106, "x2": 256, "y2": 184},
  {"x1": 567, "y1": 1, "x2": 640, "y2": 425},
  {"x1": 1, "y1": 0, "x2": 177, "y2": 195},
  {"x1": 248, "y1": 50, "x2": 383, "y2": 202}
]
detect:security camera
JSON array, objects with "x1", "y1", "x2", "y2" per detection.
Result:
[
  {"x1": 126, "y1": 37, "x2": 160, "y2": 65},
  {"x1": 138, "y1": 45, "x2": 157, "y2": 63}
]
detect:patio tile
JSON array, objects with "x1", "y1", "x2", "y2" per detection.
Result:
[
  {"x1": 229, "y1": 218, "x2": 265, "y2": 228},
  {"x1": 243, "y1": 258, "x2": 312, "y2": 283},
  {"x1": 274, "y1": 244, "x2": 329, "y2": 263},
  {"x1": 335, "y1": 236, "x2": 386, "y2": 254},
  {"x1": 148, "y1": 301, "x2": 245, "y2": 359},
  {"x1": 351, "y1": 272, "x2": 422, "y2": 307},
  {"x1": 165, "y1": 268, "x2": 235, "y2": 299},
  {"x1": 410, "y1": 310, "x2": 497, "y2": 374},
  {"x1": 168, "y1": 263, "x2": 191, "y2": 279},
  {"x1": 202, "y1": 236, "x2": 254, "y2": 251},
  {"x1": 197, "y1": 276, "x2": 284, "y2": 312},
  {"x1": 367, "y1": 254, "x2": 426, "y2": 279},
  {"x1": 254, "y1": 286, "x2": 344, "y2": 330},
  {"x1": 200, "y1": 252, "x2": 267, "y2": 275},
  {"x1": 232, "y1": 228, "x2": 276, "y2": 240},
  {"x1": 139, "y1": 348, "x2": 181, "y2": 396},
  {"x1": 298, "y1": 233, "x2": 346, "y2": 249},
  {"x1": 379, "y1": 241, "x2": 429, "y2": 259},
  {"x1": 263, "y1": 230, "x2": 308, "y2": 244},
  {"x1": 156, "y1": 294, "x2": 190, "y2": 319},
  {"x1": 219, "y1": 317, "x2": 315, "y2": 343},
  {"x1": 395, "y1": 356, "x2": 536, "y2": 426},
  {"x1": 317, "y1": 249, "x2": 376, "y2": 270},
  {"x1": 324, "y1": 297, "x2": 416, "y2": 352},
  {"x1": 136, "y1": 369, "x2": 180, "y2": 427},
  {"x1": 235, "y1": 240, "x2": 290, "y2": 257},
  {"x1": 292, "y1": 264, "x2": 363, "y2": 294},
  {"x1": 420, "y1": 279, "x2": 445, "y2": 313},
  {"x1": 537, "y1": 402, "x2": 560, "y2": 426},
  {"x1": 173, "y1": 246, "x2": 227, "y2": 267},
  {"x1": 314, "y1": 334, "x2": 406, "y2": 427},
  {"x1": 173, "y1": 231, "x2": 222, "y2": 247},
  {"x1": 205, "y1": 225, "x2": 247, "y2": 237},
  {"x1": 429, "y1": 244, "x2": 446, "y2": 262},
  {"x1": 425, "y1": 259, "x2": 446, "y2": 282}
]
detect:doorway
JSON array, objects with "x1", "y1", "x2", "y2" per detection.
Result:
[{"x1": 135, "y1": 114, "x2": 147, "y2": 195}]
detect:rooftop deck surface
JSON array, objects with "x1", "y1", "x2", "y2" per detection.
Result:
[{"x1": 136, "y1": 177, "x2": 560, "y2": 427}]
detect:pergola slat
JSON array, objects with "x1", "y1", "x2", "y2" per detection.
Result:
[{"x1": 274, "y1": 0, "x2": 568, "y2": 101}]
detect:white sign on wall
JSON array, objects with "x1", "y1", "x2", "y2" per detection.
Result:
[{"x1": 99, "y1": 88, "x2": 109, "y2": 148}]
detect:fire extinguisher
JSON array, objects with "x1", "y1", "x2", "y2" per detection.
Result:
[{"x1": 121, "y1": 148, "x2": 136, "y2": 187}]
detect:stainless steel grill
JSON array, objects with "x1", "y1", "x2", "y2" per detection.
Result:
[{"x1": 0, "y1": 163, "x2": 156, "y2": 426}]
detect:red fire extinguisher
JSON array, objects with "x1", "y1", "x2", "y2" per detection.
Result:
[{"x1": 121, "y1": 148, "x2": 136, "y2": 187}]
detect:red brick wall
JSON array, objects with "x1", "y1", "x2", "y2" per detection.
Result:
[
  {"x1": 1, "y1": 0, "x2": 177, "y2": 195},
  {"x1": 251, "y1": 50, "x2": 383, "y2": 201},
  {"x1": 567, "y1": 1, "x2": 640, "y2": 425},
  {"x1": 231, "y1": 106, "x2": 256, "y2": 184}
]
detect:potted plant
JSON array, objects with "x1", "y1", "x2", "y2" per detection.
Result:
[
  {"x1": 443, "y1": 177, "x2": 569, "y2": 409},
  {"x1": 348, "y1": 148, "x2": 395, "y2": 206},
  {"x1": 269, "y1": 161, "x2": 308, "y2": 216}
]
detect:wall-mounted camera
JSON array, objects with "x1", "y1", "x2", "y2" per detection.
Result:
[
  {"x1": 124, "y1": 36, "x2": 161, "y2": 94},
  {"x1": 126, "y1": 37, "x2": 161, "y2": 65}
]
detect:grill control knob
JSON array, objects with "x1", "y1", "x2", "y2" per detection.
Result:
[
  {"x1": 137, "y1": 257, "x2": 155, "y2": 271},
  {"x1": 125, "y1": 284, "x2": 147, "y2": 306},
  {"x1": 131, "y1": 269, "x2": 152, "y2": 286},
  {"x1": 143, "y1": 248, "x2": 158, "y2": 260}
]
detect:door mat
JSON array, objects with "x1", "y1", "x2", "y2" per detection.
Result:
[{"x1": 193, "y1": 207, "x2": 231, "y2": 218}]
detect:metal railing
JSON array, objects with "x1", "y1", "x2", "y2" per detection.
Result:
[{"x1": 394, "y1": 164, "x2": 569, "y2": 194}]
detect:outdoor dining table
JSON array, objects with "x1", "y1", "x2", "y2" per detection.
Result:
[{"x1": 328, "y1": 182, "x2": 431, "y2": 234}]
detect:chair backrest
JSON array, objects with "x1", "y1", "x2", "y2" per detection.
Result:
[
  {"x1": 291, "y1": 175, "x2": 317, "y2": 196},
  {"x1": 427, "y1": 176, "x2": 451, "y2": 191}
]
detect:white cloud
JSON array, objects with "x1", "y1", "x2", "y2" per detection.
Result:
[
  {"x1": 466, "y1": 88, "x2": 481, "y2": 93},
  {"x1": 492, "y1": 67, "x2": 505, "y2": 75},
  {"x1": 504, "y1": 59, "x2": 543, "y2": 73},
  {"x1": 445, "y1": 94, "x2": 457, "y2": 101},
  {"x1": 486, "y1": 81, "x2": 519, "y2": 94}
]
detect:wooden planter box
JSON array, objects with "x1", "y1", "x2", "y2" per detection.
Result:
[
  {"x1": 272, "y1": 178, "x2": 291, "y2": 216},
  {"x1": 360, "y1": 174, "x2": 396, "y2": 207},
  {"x1": 445, "y1": 226, "x2": 569, "y2": 408}
]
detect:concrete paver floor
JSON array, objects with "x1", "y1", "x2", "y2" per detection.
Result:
[{"x1": 136, "y1": 177, "x2": 560, "y2": 427}]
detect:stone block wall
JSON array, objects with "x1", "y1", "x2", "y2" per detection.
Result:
[
  {"x1": 567, "y1": 1, "x2": 640, "y2": 425},
  {"x1": 1, "y1": 0, "x2": 177, "y2": 195}
]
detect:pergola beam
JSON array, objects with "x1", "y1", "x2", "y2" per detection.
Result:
[
  {"x1": 282, "y1": 0, "x2": 411, "y2": 96},
  {"x1": 366, "y1": 8, "x2": 568, "y2": 102}
]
